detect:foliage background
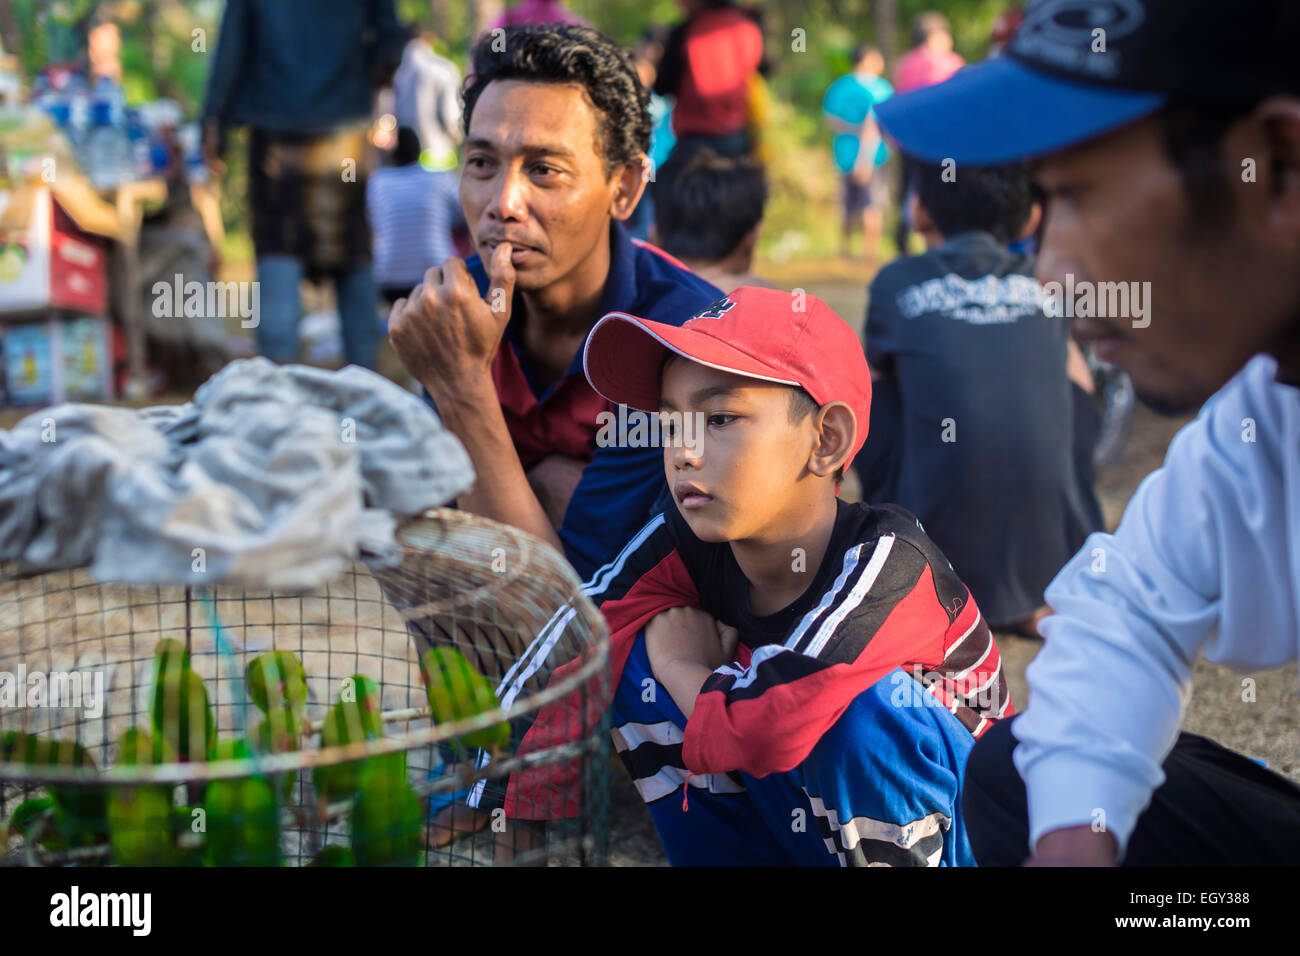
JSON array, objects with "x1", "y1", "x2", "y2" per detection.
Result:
[{"x1": 2, "y1": 0, "x2": 1010, "y2": 265}]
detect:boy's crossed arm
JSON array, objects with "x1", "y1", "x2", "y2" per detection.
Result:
[
  {"x1": 641, "y1": 535, "x2": 1007, "y2": 781},
  {"x1": 644, "y1": 606, "x2": 741, "y2": 718}
]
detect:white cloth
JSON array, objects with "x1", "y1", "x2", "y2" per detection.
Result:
[
  {"x1": 0, "y1": 358, "x2": 474, "y2": 590},
  {"x1": 1014, "y1": 354, "x2": 1300, "y2": 857}
]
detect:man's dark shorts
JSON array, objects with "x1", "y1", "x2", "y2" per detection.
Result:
[{"x1": 842, "y1": 171, "x2": 888, "y2": 215}]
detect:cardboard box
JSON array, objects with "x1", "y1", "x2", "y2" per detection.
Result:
[
  {"x1": 2, "y1": 319, "x2": 56, "y2": 405},
  {"x1": 1, "y1": 313, "x2": 113, "y2": 406},
  {"x1": 59, "y1": 314, "x2": 112, "y2": 400},
  {"x1": 0, "y1": 184, "x2": 109, "y2": 316}
]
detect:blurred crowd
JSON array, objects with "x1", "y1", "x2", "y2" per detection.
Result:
[{"x1": 23, "y1": 0, "x2": 1300, "y2": 871}]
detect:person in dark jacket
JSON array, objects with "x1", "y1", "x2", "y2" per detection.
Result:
[{"x1": 201, "y1": 0, "x2": 407, "y2": 369}]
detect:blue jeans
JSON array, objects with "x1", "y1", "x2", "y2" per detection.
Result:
[{"x1": 256, "y1": 255, "x2": 379, "y2": 368}]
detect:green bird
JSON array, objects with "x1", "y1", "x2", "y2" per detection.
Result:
[
  {"x1": 116, "y1": 725, "x2": 176, "y2": 766},
  {"x1": 420, "y1": 648, "x2": 511, "y2": 753},
  {"x1": 7, "y1": 796, "x2": 55, "y2": 844},
  {"x1": 108, "y1": 727, "x2": 181, "y2": 866},
  {"x1": 211, "y1": 737, "x2": 252, "y2": 762},
  {"x1": 204, "y1": 737, "x2": 251, "y2": 805},
  {"x1": 349, "y1": 761, "x2": 422, "y2": 866},
  {"x1": 252, "y1": 706, "x2": 301, "y2": 803},
  {"x1": 203, "y1": 740, "x2": 281, "y2": 866},
  {"x1": 253, "y1": 706, "x2": 301, "y2": 755},
  {"x1": 311, "y1": 675, "x2": 401, "y2": 804},
  {"x1": 153, "y1": 637, "x2": 190, "y2": 671},
  {"x1": 149, "y1": 639, "x2": 215, "y2": 762},
  {"x1": 1, "y1": 732, "x2": 106, "y2": 845},
  {"x1": 108, "y1": 786, "x2": 177, "y2": 866},
  {"x1": 309, "y1": 844, "x2": 355, "y2": 867},
  {"x1": 245, "y1": 651, "x2": 308, "y2": 715},
  {"x1": 169, "y1": 805, "x2": 205, "y2": 866}
]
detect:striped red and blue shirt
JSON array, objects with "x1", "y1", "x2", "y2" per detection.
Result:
[{"x1": 498, "y1": 497, "x2": 1014, "y2": 819}]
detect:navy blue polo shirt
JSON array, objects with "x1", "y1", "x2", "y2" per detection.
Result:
[{"x1": 458, "y1": 221, "x2": 721, "y2": 581}]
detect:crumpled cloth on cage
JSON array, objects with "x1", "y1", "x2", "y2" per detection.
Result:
[{"x1": 0, "y1": 358, "x2": 474, "y2": 590}]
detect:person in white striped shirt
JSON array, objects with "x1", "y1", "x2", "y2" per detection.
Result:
[{"x1": 366, "y1": 127, "x2": 465, "y2": 308}]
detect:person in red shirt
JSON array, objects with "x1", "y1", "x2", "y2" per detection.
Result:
[
  {"x1": 653, "y1": 0, "x2": 764, "y2": 160},
  {"x1": 895, "y1": 11, "x2": 966, "y2": 93},
  {"x1": 389, "y1": 24, "x2": 718, "y2": 582}
]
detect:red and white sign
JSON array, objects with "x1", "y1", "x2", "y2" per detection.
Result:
[{"x1": 0, "y1": 186, "x2": 108, "y2": 316}]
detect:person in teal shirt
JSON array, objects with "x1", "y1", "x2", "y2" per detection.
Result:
[{"x1": 823, "y1": 46, "x2": 894, "y2": 262}]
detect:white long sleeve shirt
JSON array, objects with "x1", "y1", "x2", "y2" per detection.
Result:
[{"x1": 1014, "y1": 354, "x2": 1300, "y2": 858}]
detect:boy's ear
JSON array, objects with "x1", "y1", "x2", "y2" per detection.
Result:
[
  {"x1": 809, "y1": 401, "x2": 857, "y2": 478},
  {"x1": 611, "y1": 154, "x2": 651, "y2": 222}
]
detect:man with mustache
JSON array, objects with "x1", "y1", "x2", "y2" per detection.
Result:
[
  {"x1": 389, "y1": 24, "x2": 719, "y2": 581},
  {"x1": 387, "y1": 24, "x2": 720, "y2": 849},
  {"x1": 876, "y1": 0, "x2": 1300, "y2": 865}
]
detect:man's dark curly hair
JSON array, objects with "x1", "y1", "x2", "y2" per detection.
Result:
[{"x1": 462, "y1": 24, "x2": 650, "y2": 178}]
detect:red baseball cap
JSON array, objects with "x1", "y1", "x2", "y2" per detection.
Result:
[{"x1": 582, "y1": 286, "x2": 872, "y2": 466}]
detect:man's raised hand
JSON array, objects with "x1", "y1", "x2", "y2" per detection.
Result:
[
  {"x1": 485, "y1": 240, "x2": 517, "y2": 325},
  {"x1": 388, "y1": 242, "x2": 517, "y2": 393}
]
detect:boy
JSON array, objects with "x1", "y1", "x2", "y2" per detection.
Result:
[
  {"x1": 856, "y1": 161, "x2": 1104, "y2": 638},
  {"x1": 500, "y1": 286, "x2": 1011, "y2": 865},
  {"x1": 652, "y1": 147, "x2": 772, "y2": 295}
]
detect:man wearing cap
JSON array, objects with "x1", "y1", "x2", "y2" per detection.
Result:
[
  {"x1": 505, "y1": 286, "x2": 1013, "y2": 865},
  {"x1": 875, "y1": 0, "x2": 1300, "y2": 865}
]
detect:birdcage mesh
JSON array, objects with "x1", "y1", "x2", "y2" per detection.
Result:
[{"x1": 0, "y1": 508, "x2": 611, "y2": 867}]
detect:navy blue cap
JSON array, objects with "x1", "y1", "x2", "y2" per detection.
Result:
[{"x1": 875, "y1": 0, "x2": 1300, "y2": 167}]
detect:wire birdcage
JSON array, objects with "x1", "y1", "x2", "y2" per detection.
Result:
[{"x1": 0, "y1": 508, "x2": 611, "y2": 867}]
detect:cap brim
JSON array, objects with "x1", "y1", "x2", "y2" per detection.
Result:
[
  {"x1": 584, "y1": 312, "x2": 800, "y2": 412},
  {"x1": 875, "y1": 55, "x2": 1166, "y2": 167}
]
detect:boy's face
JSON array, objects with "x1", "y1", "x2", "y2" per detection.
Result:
[{"x1": 658, "y1": 359, "x2": 823, "y2": 543}]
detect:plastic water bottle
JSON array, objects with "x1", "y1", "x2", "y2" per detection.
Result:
[
  {"x1": 36, "y1": 89, "x2": 71, "y2": 131},
  {"x1": 66, "y1": 79, "x2": 93, "y2": 176},
  {"x1": 87, "y1": 98, "x2": 131, "y2": 189},
  {"x1": 126, "y1": 108, "x2": 152, "y2": 179},
  {"x1": 180, "y1": 122, "x2": 208, "y2": 184}
]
